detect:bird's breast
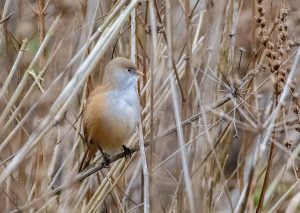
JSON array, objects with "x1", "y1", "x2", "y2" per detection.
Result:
[
  {"x1": 85, "y1": 84, "x2": 140, "y2": 155},
  {"x1": 106, "y1": 86, "x2": 140, "y2": 127}
]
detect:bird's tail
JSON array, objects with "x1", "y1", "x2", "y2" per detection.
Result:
[{"x1": 78, "y1": 143, "x2": 97, "y2": 172}]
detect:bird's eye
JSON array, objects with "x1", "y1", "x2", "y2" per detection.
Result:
[{"x1": 128, "y1": 69, "x2": 133, "y2": 73}]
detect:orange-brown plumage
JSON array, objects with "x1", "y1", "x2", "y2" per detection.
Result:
[{"x1": 83, "y1": 57, "x2": 141, "y2": 165}]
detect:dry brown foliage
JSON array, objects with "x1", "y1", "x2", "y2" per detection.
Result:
[{"x1": 0, "y1": 0, "x2": 300, "y2": 212}]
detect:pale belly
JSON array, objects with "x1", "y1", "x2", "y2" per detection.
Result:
[{"x1": 91, "y1": 89, "x2": 139, "y2": 155}]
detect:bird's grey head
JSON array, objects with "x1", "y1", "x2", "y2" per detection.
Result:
[{"x1": 104, "y1": 57, "x2": 139, "y2": 88}]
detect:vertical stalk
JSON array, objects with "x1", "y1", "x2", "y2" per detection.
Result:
[
  {"x1": 37, "y1": 0, "x2": 46, "y2": 68},
  {"x1": 148, "y1": 0, "x2": 158, "y2": 210}
]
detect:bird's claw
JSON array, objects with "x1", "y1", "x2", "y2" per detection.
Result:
[
  {"x1": 122, "y1": 145, "x2": 132, "y2": 159},
  {"x1": 102, "y1": 152, "x2": 110, "y2": 167}
]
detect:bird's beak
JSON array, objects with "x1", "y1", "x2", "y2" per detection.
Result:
[{"x1": 136, "y1": 69, "x2": 144, "y2": 77}]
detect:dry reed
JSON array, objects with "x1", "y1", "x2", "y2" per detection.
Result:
[{"x1": 0, "y1": 0, "x2": 300, "y2": 212}]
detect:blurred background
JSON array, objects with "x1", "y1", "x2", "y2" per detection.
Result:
[{"x1": 0, "y1": 0, "x2": 300, "y2": 212}]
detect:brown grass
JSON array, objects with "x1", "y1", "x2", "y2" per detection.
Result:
[{"x1": 0, "y1": 0, "x2": 300, "y2": 212}]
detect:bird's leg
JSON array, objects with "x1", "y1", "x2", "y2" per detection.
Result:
[
  {"x1": 122, "y1": 145, "x2": 132, "y2": 159},
  {"x1": 98, "y1": 146, "x2": 110, "y2": 167}
]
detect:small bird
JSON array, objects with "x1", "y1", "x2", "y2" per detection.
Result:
[{"x1": 82, "y1": 57, "x2": 142, "y2": 168}]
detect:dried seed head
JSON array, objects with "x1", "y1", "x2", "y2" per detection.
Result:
[
  {"x1": 278, "y1": 48, "x2": 286, "y2": 57},
  {"x1": 280, "y1": 32, "x2": 287, "y2": 41},
  {"x1": 278, "y1": 81, "x2": 284, "y2": 91},
  {"x1": 255, "y1": 16, "x2": 262, "y2": 23},
  {"x1": 271, "y1": 51, "x2": 278, "y2": 59},
  {"x1": 292, "y1": 103, "x2": 300, "y2": 115},
  {"x1": 277, "y1": 71, "x2": 285, "y2": 81},
  {"x1": 291, "y1": 82, "x2": 296, "y2": 92},
  {"x1": 267, "y1": 42, "x2": 274, "y2": 49},
  {"x1": 273, "y1": 60, "x2": 281, "y2": 70},
  {"x1": 257, "y1": 5, "x2": 264, "y2": 13},
  {"x1": 280, "y1": 8, "x2": 288, "y2": 17},
  {"x1": 260, "y1": 17, "x2": 267, "y2": 28},
  {"x1": 261, "y1": 35, "x2": 269, "y2": 45},
  {"x1": 256, "y1": 28, "x2": 263, "y2": 36},
  {"x1": 284, "y1": 141, "x2": 292, "y2": 149},
  {"x1": 293, "y1": 92, "x2": 299, "y2": 98},
  {"x1": 266, "y1": 49, "x2": 272, "y2": 57}
]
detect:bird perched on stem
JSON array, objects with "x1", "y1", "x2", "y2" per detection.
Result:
[{"x1": 81, "y1": 57, "x2": 142, "y2": 170}]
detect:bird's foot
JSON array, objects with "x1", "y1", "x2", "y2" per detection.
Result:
[
  {"x1": 122, "y1": 145, "x2": 132, "y2": 159},
  {"x1": 97, "y1": 146, "x2": 110, "y2": 167},
  {"x1": 101, "y1": 152, "x2": 110, "y2": 167}
]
